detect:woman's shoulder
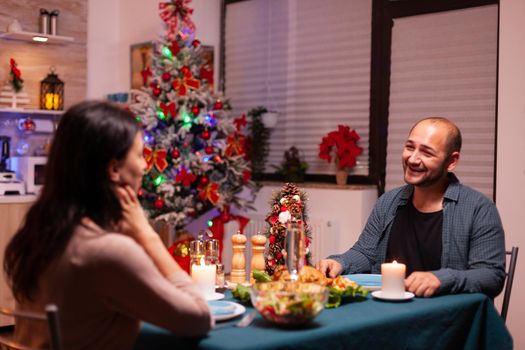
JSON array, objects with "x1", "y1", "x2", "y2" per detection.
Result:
[{"x1": 69, "y1": 223, "x2": 149, "y2": 268}]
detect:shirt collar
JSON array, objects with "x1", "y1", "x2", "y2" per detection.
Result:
[{"x1": 398, "y1": 172, "x2": 460, "y2": 202}]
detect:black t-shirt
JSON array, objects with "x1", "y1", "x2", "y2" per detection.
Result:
[{"x1": 386, "y1": 200, "x2": 443, "y2": 276}]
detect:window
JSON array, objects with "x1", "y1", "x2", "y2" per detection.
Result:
[{"x1": 224, "y1": 0, "x2": 372, "y2": 178}]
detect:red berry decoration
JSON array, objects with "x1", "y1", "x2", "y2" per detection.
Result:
[
  {"x1": 191, "y1": 106, "x2": 200, "y2": 115},
  {"x1": 204, "y1": 145, "x2": 214, "y2": 154},
  {"x1": 153, "y1": 88, "x2": 161, "y2": 97},
  {"x1": 214, "y1": 101, "x2": 223, "y2": 110},
  {"x1": 154, "y1": 198, "x2": 165, "y2": 209},
  {"x1": 162, "y1": 72, "x2": 171, "y2": 81},
  {"x1": 199, "y1": 176, "x2": 209, "y2": 186},
  {"x1": 192, "y1": 39, "x2": 201, "y2": 48},
  {"x1": 172, "y1": 149, "x2": 180, "y2": 158},
  {"x1": 201, "y1": 130, "x2": 210, "y2": 140}
]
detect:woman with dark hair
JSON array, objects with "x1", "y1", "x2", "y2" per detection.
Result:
[{"x1": 4, "y1": 101, "x2": 212, "y2": 349}]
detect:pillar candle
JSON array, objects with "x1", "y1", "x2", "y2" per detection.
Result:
[
  {"x1": 381, "y1": 260, "x2": 406, "y2": 298},
  {"x1": 191, "y1": 257, "x2": 217, "y2": 299}
]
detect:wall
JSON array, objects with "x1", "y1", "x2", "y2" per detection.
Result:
[
  {"x1": 496, "y1": 0, "x2": 525, "y2": 347},
  {"x1": 0, "y1": 0, "x2": 87, "y2": 109},
  {"x1": 87, "y1": 0, "x2": 221, "y2": 99}
]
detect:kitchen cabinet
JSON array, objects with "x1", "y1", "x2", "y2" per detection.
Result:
[{"x1": 0, "y1": 199, "x2": 33, "y2": 326}]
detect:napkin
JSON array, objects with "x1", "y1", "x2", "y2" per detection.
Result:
[{"x1": 346, "y1": 274, "x2": 382, "y2": 287}]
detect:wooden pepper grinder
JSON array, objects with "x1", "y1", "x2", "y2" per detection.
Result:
[
  {"x1": 230, "y1": 231, "x2": 247, "y2": 283},
  {"x1": 250, "y1": 233, "x2": 267, "y2": 284}
]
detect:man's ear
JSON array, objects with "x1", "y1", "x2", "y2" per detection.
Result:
[
  {"x1": 447, "y1": 151, "x2": 460, "y2": 172},
  {"x1": 107, "y1": 159, "x2": 121, "y2": 183}
]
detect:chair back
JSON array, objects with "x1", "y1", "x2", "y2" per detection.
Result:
[
  {"x1": 0, "y1": 304, "x2": 63, "y2": 350},
  {"x1": 501, "y1": 246, "x2": 519, "y2": 323}
]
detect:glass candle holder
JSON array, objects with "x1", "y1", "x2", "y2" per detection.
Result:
[{"x1": 205, "y1": 239, "x2": 220, "y2": 265}]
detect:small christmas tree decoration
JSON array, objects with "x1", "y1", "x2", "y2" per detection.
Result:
[{"x1": 264, "y1": 183, "x2": 313, "y2": 276}]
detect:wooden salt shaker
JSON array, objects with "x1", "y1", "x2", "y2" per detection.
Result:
[
  {"x1": 250, "y1": 233, "x2": 267, "y2": 284},
  {"x1": 230, "y1": 231, "x2": 247, "y2": 283}
]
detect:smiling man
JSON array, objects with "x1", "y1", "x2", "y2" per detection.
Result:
[{"x1": 317, "y1": 117, "x2": 506, "y2": 298}]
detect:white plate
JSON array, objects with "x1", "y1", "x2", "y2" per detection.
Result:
[
  {"x1": 206, "y1": 292, "x2": 225, "y2": 301},
  {"x1": 372, "y1": 290, "x2": 414, "y2": 301},
  {"x1": 210, "y1": 301, "x2": 246, "y2": 321}
]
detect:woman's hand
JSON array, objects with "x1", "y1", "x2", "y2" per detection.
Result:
[
  {"x1": 114, "y1": 185, "x2": 157, "y2": 244},
  {"x1": 115, "y1": 185, "x2": 182, "y2": 277}
]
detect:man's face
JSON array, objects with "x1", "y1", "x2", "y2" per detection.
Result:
[{"x1": 402, "y1": 121, "x2": 456, "y2": 188}]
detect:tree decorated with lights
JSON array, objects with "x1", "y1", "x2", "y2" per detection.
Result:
[{"x1": 130, "y1": 0, "x2": 256, "y2": 233}]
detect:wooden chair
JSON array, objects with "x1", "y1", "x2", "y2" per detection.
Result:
[
  {"x1": 501, "y1": 246, "x2": 519, "y2": 323},
  {"x1": 0, "y1": 304, "x2": 62, "y2": 350}
]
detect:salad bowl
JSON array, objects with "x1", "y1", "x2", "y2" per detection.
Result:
[{"x1": 250, "y1": 281, "x2": 328, "y2": 327}]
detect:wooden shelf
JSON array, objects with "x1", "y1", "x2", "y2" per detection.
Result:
[
  {"x1": 0, "y1": 31, "x2": 74, "y2": 44},
  {"x1": 0, "y1": 108, "x2": 62, "y2": 116}
]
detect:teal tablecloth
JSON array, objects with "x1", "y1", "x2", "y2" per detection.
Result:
[{"x1": 135, "y1": 292, "x2": 512, "y2": 350}]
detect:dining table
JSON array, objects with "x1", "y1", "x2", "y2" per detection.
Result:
[{"x1": 134, "y1": 282, "x2": 512, "y2": 350}]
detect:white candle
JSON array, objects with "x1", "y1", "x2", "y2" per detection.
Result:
[
  {"x1": 191, "y1": 257, "x2": 217, "y2": 299},
  {"x1": 381, "y1": 260, "x2": 406, "y2": 298}
]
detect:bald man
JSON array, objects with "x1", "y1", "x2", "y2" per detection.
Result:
[{"x1": 317, "y1": 117, "x2": 506, "y2": 298}]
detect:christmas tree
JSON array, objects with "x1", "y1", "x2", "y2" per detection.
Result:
[
  {"x1": 129, "y1": 0, "x2": 256, "y2": 231},
  {"x1": 264, "y1": 183, "x2": 313, "y2": 276}
]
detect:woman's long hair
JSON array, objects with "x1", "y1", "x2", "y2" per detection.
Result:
[{"x1": 4, "y1": 101, "x2": 141, "y2": 302}]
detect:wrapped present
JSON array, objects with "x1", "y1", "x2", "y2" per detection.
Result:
[{"x1": 168, "y1": 234, "x2": 193, "y2": 274}]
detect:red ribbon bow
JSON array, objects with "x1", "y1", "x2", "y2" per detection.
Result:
[
  {"x1": 172, "y1": 67, "x2": 200, "y2": 96},
  {"x1": 234, "y1": 114, "x2": 247, "y2": 131},
  {"x1": 159, "y1": 0, "x2": 196, "y2": 40},
  {"x1": 225, "y1": 133, "x2": 246, "y2": 157},
  {"x1": 198, "y1": 182, "x2": 220, "y2": 205},
  {"x1": 143, "y1": 146, "x2": 168, "y2": 172},
  {"x1": 159, "y1": 102, "x2": 177, "y2": 119}
]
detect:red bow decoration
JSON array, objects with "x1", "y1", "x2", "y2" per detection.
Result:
[
  {"x1": 143, "y1": 146, "x2": 168, "y2": 172},
  {"x1": 208, "y1": 206, "x2": 250, "y2": 262},
  {"x1": 159, "y1": 102, "x2": 177, "y2": 119},
  {"x1": 234, "y1": 114, "x2": 247, "y2": 132},
  {"x1": 175, "y1": 168, "x2": 197, "y2": 187},
  {"x1": 198, "y1": 182, "x2": 220, "y2": 205},
  {"x1": 159, "y1": 0, "x2": 196, "y2": 40},
  {"x1": 225, "y1": 133, "x2": 246, "y2": 157},
  {"x1": 172, "y1": 67, "x2": 200, "y2": 96}
]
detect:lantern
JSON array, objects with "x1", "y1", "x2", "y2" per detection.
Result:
[{"x1": 40, "y1": 68, "x2": 64, "y2": 111}]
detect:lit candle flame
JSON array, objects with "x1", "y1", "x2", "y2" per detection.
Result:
[{"x1": 393, "y1": 260, "x2": 397, "y2": 264}]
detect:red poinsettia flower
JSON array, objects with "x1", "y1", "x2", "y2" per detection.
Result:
[
  {"x1": 175, "y1": 167, "x2": 197, "y2": 187},
  {"x1": 319, "y1": 125, "x2": 363, "y2": 170}
]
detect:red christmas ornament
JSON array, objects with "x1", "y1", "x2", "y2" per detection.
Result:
[
  {"x1": 201, "y1": 130, "x2": 210, "y2": 140},
  {"x1": 162, "y1": 72, "x2": 171, "y2": 81},
  {"x1": 204, "y1": 145, "x2": 214, "y2": 154},
  {"x1": 192, "y1": 39, "x2": 201, "y2": 48},
  {"x1": 276, "y1": 252, "x2": 283, "y2": 260},
  {"x1": 191, "y1": 106, "x2": 200, "y2": 115},
  {"x1": 137, "y1": 189, "x2": 144, "y2": 198},
  {"x1": 268, "y1": 259, "x2": 275, "y2": 267},
  {"x1": 214, "y1": 101, "x2": 223, "y2": 110},
  {"x1": 172, "y1": 149, "x2": 180, "y2": 158},
  {"x1": 199, "y1": 176, "x2": 209, "y2": 186},
  {"x1": 153, "y1": 87, "x2": 161, "y2": 97},
  {"x1": 154, "y1": 198, "x2": 165, "y2": 209},
  {"x1": 269, "y1": 235, "x2": 276, "y2": 244},
  {"x1": 180, "y1": 66, "x2": 191, "y2": 76}
]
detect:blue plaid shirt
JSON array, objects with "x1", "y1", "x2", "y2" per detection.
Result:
[{"x1": 329, "y1": 173, "x2": 506, "y2": 297}]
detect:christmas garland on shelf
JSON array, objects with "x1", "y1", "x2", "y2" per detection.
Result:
[{"x1": 264, "y1": 183, "x2": 313, "y2": 276}]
